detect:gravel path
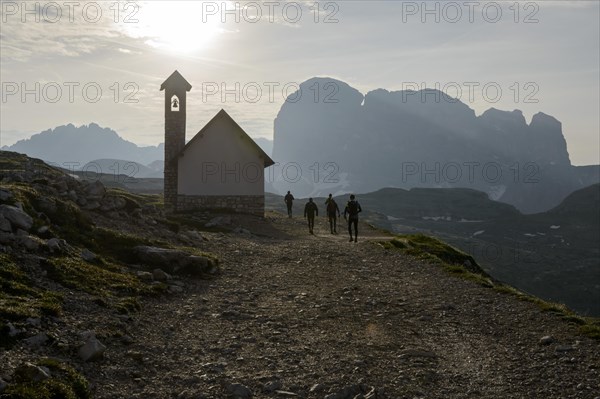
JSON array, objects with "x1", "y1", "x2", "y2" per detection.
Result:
[{"x1": 88, "y1": 213, "x2": 600, "y2": 399}]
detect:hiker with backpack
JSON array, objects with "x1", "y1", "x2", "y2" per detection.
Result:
[
  {"x1": 304, "y1": 198, "x2": 319, "y2": 235},
  {"x1": 284, "y1": 191, "x2": 295, "y2": 218},
  {"x1": 344, "y1": 194, "x2": 362, "y2": 242},
  {"x1": 324, "y1": 194, "x2": 340, "y2": 234}
]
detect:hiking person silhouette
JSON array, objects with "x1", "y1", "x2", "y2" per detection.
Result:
[
  {"x1": 343, "y1": 194, "x2": 362, "y2": 242},
  {"x1": 304, "y1": 198, "x2": 318, "y2": 234},
  {"x1": 284, "y1": 191, "x2": 295, "y2": 218},
  {"x1": 325, "y1": 194, "x2": 340, "y2": 234}
]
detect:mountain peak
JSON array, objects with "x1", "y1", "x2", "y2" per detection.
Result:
[
  {"x1": 3, "y1": 123, "x2": 163, "y2": 166},
  {"x1": 480, "y1": 108, "x2": 527, "y2": 126},
  {"x1": 531, "y1": 112, "x2": 561, "y2": 127}
]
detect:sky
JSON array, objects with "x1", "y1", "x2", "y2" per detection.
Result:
[{"x1": 1, "y1": 0, "x2": 599, "y2": 165}]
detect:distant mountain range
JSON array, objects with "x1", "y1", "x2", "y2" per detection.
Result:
[
  {"x1": 271, "y1": 78, "x2": 600, "y2": 213},
  {"x1": 81, "y1": 159, "x2": 163, "y2": 179},
  {"x1": 2, "y1": 123, "x2": 274, "y2": 174},
  {"x1": 2, "y1": 123, "x2": 164, "y2": 166}
]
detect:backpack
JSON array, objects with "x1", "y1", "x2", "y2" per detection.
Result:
[
  {"x1": 326, "y1": 199, "x2": 338, "y2": 213},
  {"x1": 347, "y1": 200, "x2": 359, "y2": 216}
]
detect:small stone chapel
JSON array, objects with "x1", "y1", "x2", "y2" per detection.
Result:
[{"x1": 161, "y1": 70, "x2": 274, "y2": 215}]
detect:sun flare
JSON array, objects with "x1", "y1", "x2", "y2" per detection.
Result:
[{"x1": 123, "y1": 1, "x2": 224, "y2": 53}]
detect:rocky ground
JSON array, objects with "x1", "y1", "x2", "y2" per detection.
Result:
[
  {"x1": 79, "y1": 214, "x2": 599, "y2": 399},
  {"x1": 1, "y1": 151, "x2": 599, "y2": 398}
]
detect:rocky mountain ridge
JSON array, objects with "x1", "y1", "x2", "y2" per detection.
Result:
[
  {"x1": 271, "y1": 77, "x2": 599, "y2": 213},
  {"x1": 2, "y1": 124, "x2": 164, "y2": 167}
]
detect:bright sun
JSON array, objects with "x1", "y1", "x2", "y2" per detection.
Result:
[{"x1": 123, "y1": 1, "x2": 224, "y2": 53}]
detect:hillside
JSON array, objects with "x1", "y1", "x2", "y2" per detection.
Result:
[
  {"x1": 1, "y1": 151, "x2": 599, "y2": 398},
  {"x1": 545, "y1": 183, "x2": 600, "y2": 220},
  {"x1": 81, "y1": 159, "x2": 163, "y2": 179},
  {"x1": 267, "y1": 187, "x2": 600, "y2": 316}
]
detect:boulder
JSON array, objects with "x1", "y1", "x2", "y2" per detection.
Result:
[
  {"x1": 134, "y1": 246, "x2": 217, "y2": 276},
  {"x1": 226, "y1": 383, "x2": 252, "y2": 398},
  {"x1": 0, "y1": 377, "x2": 7, "y2": 393},
  {"x1": 136, "y1": 271, "x2": 153, "y2": 282},
  {"x1": 0, "y1": 231, "x2": 15, "y2": 245},
  {"x1": 0, "y1": 205, "x2": 33, "y2": 231},
  {"x1": 6, "y1": 322, "x2": 20, "y2": 337},
  {"x1": 0, "y1": 216, "x2": 11, "y2": 232},
  {"x1": 24, "y1": 333, "x2": 49, "y2": 347},
  {"x1": 79, "y1": 335, "x2": 107, "y2": 362},
  {"x1": 18, "y1": 235, "x2": 40, "y2": 251},
  {"x1": 35, "y1": 197, "x2": 57, "y2": 215},
  {"x1": 14, "y1": 362, "x2": 51, "y2": 383},
  {"x1": 81, "y1": 248, "x2": 97, "y2": 262},
  {"x1": 100, "y1": 195, "x2": 127, "y2": 212},
  {"x1": 153, "y1": 268, "x2": 171, "y2": 282},
  {"x1": 539, "y1": 336, "x2": 554, "y2": 345},
  {"x1": 84, "y1": 180, "x2": 106, "y2": 201},
  {"x1": 46, "y1": 238, "x2": 70, "y2": 253},
  {"x1": 0, "y1": 188, "x2": 13, "y2": 202},
  {"x1": 68, "y1": 190, "x2": 78, "y2": 202},
  {"x1": 52, "y1": 180, "x2": 69, "y2": 193}
]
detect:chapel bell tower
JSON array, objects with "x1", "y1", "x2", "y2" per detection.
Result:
[{"x1": 160, "y1": 70, "x2": 192, "y2": 212}]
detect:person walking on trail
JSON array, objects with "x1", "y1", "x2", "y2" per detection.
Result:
[
  {"x1": 304, "y1": 198, "x2": 319, "y2": 235},
  {"x1": 325, "y1": 193, "x2": 341, "y2": 234},
  {"x1": 344, "y1": 194, "x2": 362, "y2": 242},
  {"x1": 284, "y1": 191, "x2": 295, "y2": 218}
]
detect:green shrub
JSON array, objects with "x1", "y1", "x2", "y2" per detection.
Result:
[{"x1": 4, "y1": 358, "x2": 90, "y2": 399}]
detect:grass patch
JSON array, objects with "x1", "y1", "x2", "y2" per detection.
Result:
[
  {"x1": 0, "y1": 254, "x2": 63, "y2": 326},
  {"x1": 104, "y1": 188, "x2": 143, "y2": 209},
  {"x1": 442, "y1": 264, "x2": 494, "y2": 288},
  {"x1": 61, "y1": 226, "x2": 164, "y2": 265},
  {"x1": 378, "y1": 234, "x2": 488, "y2": 276},
  {"x1": 35, "y1": 196, "x2": 93, "y2": 231},
  {"x1": 493, "y1": 284, "x2": 600, "y2": 340},
  {"x1": 1, "y1": 182, "x2": 93, "y2": 238},
  {"x1": 44, "y1": 257, "x2": 141, "y2": 297},
  {"x1": 379, "y1": 234, "x2": 600, "y2": 340},
  {"x1": 115, "y1": 297, "x2": 142, "y2": 315},
  {"x1": 5, "y1": 358, "x2": 90, "y2": 399},
  {"x1": 42, "y1": 255, "x2": 166, "y2": 313},
  {"x1": 579, "y1": 322, "x2": 600, "y2": 340},
  {"x1": 400, "y1": 234, "x2": 480, "y2": 269}
]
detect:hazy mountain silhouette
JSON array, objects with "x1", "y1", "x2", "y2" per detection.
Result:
[
  {"x1": 81, "y1": 159, "x2": 163, "y2": 179},
  {"x1": 2, "y1": 123, "x2": 164, "y2": 166},
  {"x1": 272, "y1": 78, "x2": 600, "y2": 213},
  {"x1": 2, "y1": 124, "x2": 272, "y2": 175}
]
